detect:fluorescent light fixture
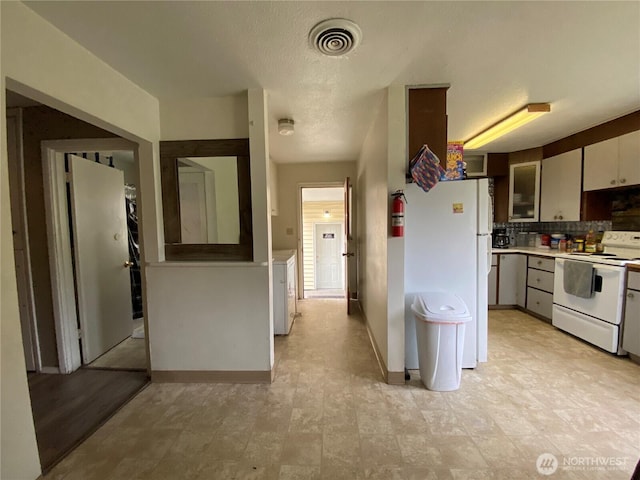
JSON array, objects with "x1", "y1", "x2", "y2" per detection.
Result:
[
  {"x1": 464, "y1": 103, "x2": 551, "y2": 150},
  {"x1": 278, "y1": 118, "x2": 295, "y2": 136}
]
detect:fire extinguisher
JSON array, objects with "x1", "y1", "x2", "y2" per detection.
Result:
[{"x1": 391, "y1": 190, "x2": 407, "y2": 237}]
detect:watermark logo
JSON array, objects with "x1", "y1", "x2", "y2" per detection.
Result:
[
  {"x1": 536, "y1": 453, "x2": 629, "y2": 475},
  {"x1": 537, "y1": 453, "x2": 558, "y2": 475}
]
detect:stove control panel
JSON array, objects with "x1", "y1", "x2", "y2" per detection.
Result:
[{"x1": 602, "y1": 231, "x2": 640, "y2": 247}]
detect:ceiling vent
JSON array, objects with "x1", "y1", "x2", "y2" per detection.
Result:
[{"x1": 309, "y1": 18, "x2": 362, "y2": 57}]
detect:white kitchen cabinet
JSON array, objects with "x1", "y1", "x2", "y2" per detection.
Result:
[
  {"x1": 618, "y1": 130, "x2": 640, "y2": 187},
  {"x1": 622, "y1": 271, "x2": 640, "y2": 357},
  {"x1": 540, "y1": 149, "x2": 582, "y2": 221},
  {"x1": 508, "y1": 161, "x2": 540, "y2": 222},
  {"x1": 488, "y1": 254, "x2": 498, "y2": 306},
  {"x1": 515, "y1": 254, "x2": 527, "y2": 308},
  {"x1": 498, "y1": 254, "x2": 518, "y2": 305},
  {"x1": 525, "y1": 255, "x2": 555, "y2": 321},
  {"x1": 273, "y1": 250, "x2": 297, "y2": 334},
  {"x1": 269, "y1": 158, "x2": 279, "y2": 216},
  {"x1": 584, "y1": 130, "x2": 640, "y2": 191}
]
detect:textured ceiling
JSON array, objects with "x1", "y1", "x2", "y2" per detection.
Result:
[{"x1": 24, "y1": 1, "x2": 640, "y2": 163}]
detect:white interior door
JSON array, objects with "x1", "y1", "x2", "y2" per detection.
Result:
[
  {"x1": 179, "y1": 171, "x2": 208, "y2": 243},
  {"x1": 315, "y1": 223, "x2": 343, "y2": 289},
  {"x1": 68, "y1": 155, "x2": 133, "y2": 364}
]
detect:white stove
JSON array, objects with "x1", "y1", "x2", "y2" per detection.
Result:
[
  {"x1": 552, "y1": 231, "x2": 640, "y2": 355},
  {"x1": 555, "y1": 231, "x2": 640, "y2": 267}
]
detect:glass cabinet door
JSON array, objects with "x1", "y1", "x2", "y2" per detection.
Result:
[{"x1": 509, "y1": 161, "x2": 540, "y2": 222}]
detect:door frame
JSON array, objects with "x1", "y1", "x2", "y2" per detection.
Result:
[
  {"x1": 42, "y1": 138, "x2": 138, "y2": 373},
  {"x1": 313, "y1": 222, "x2": 344, "y2": 290},
  {"x1": 297, "y1": 182, "x2": 345, "y2": 297},
  {"x1": 7, "y1": 108, "x2": 41, "y2": 371}
]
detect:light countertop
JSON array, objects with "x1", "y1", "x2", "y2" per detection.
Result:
[{"x1": 491, "y1": 247, "x2": 561, "y2": 257}]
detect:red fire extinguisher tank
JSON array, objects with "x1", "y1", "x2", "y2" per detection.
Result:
[{"x1": 391, "y1": 190, "x2": 406, "y2": 237}]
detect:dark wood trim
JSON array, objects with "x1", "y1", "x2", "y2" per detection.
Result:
[
  {"x1": 165, "y1": 243, "x2": 253, "y2": 261},
  {"x1": 543, "y1": 110, "x2": 640, "y2": 158},
  {"x1": 151, "y1": 369, "x2": 272, "y2": 384},
  {"x1": 407, "y1": 87, "x2": 449, "y2": 178},
  {"x1": 486, "y1": 152, "x2": 509, "y2": 177},
  {"x1": 159, "y1": 138, "x2": 253, "y2": 261}
]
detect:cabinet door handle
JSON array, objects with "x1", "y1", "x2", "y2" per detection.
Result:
[
  {"x1": 610, "y1": 179, "x2": 617, "y2": 185},
  {"x1": 558, "y1": 215, "x2": 563, "y2": 220},
  {"x1": 537, "y1": 260, "x2": 542, "y2": 265},
  {"x1": 536, "y1": 278, "x2": 540, "y2": 283},
  {"x1": 620, "y1": 178, "x2": 627, "y2": 184},
  {"x1": 629, "y1": 292, "x2": 635, "y2": 299}
]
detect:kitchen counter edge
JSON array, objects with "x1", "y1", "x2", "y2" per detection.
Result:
[{"x1": 491, "y1": 247, "x2": 562, "y2": 258}]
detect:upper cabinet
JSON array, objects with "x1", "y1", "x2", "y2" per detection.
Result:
[
  {"x1": 540, "y1": 149, "x2": 582, "y2": 222},
  {"x1": 618, "y1": 130, "x2": 640, "y2": 187},
  {"x1": 407, "y1": 87, "x2": 448, "y2": 170},
  {"x1": 584, "y1": 130, "x2": 640, "y2": 191},
  {"x1": 508, "y1": 161, "x2": 540, "y2": 222}
]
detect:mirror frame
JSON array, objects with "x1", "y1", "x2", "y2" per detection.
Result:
[{"x1": 160, "y1": 138, "x2": 253, "y2": 261}]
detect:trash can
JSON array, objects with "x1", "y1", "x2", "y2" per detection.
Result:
[{"x1": 411, "y1": 292, "x2": 471, "y2": 391}]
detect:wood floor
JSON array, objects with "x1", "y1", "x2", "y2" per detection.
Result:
[{"x1": 28, "y1": 368, "x2": 149, "y2": 473}]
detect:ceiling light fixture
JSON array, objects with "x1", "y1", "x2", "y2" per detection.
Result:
[
  {"x1": 464, "y1": 103, "x2": 551, "y2": 150},
  {"x1": 278, "y1": 118, "x2": 295, "y2": 136}
]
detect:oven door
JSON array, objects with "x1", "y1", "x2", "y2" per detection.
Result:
[{"x1": 553, "y1": 259, "x2": 625, "y2": 324}]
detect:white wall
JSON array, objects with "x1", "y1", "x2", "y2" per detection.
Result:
[
  {"x1": 357, "y1": 91, "x2": 390, "y2": 369},
  {"x1": 146, "y1": 265, "x2": 271, "y2": 370},
  {"x1": 271, "y1": 161, "x2": 356, "y2": 251},
  {"x1": 160, "y1": 95, "x2": 249, "y2": 140},
  {"x1": 1, "y1": 3, "x2": 162, "y2": 478},
  {"x1": 386, "y1": 85, "x2": 407, "y2": 374},
  {"x1": 356, "y1": 86, "x2": 407, "y2": 378},
  {"x1": 149, "y1": 89, "x2": 273, "y2": 374}
]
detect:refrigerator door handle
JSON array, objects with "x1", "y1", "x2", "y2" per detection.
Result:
[{"x1": 486, "y1": 235, "x2": 492, "y2": 275}]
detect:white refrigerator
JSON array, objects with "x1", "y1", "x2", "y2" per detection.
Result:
[{"x1": 404, "y1": 178, "x2": 492, "y2": 369}]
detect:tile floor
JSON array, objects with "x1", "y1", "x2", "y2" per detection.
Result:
[{"x1": 45, "y1": 302, "x2": 639, "y2": 479}]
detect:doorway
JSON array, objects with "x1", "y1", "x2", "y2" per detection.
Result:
[
  {"x1": 5, "y1": 91, "x2": 150, "y2": 473},
  {"x1": 300, "y1": 186, "x2": 345, "y2": 299}
]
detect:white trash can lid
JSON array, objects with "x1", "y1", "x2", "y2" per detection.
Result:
[{"x1": 412, "y1": 292, "x2": 471, "y2": 323}]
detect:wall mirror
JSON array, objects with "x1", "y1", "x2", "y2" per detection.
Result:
[{"x1": 160, "y1": 139, "x2": 252, "y2": 261}]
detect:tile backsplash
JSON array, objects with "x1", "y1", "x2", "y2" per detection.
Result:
[{"x1": 493, "y1": 220, "x2": 612, "y2": 246}]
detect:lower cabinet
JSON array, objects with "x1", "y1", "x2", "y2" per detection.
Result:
[
  {"x1": 498, "y1": 254, "x2": 517, "y2": 305},
  {"x1": 273, "y1": 252, "x2": 297, "y2": 335},
  {"x1": 488, "y1": 254, "x2": 498, "y2": 306},
  {"x1": 525, "y1": 255, "x2": 555, "y2": 321},
  {"x1": 490, "y1": 253, "x2": 526, "y2": 307},
  {"x1": 623, "y1": 271, "x2": 640, "y2": 357},
  {"x1": 489, "y1": 251, "x2": 556, "y2": 320}
]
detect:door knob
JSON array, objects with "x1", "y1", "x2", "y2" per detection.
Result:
[
  {"x1": 342, "y1": 252, "x2": 355, "y2": 257},
  {"x1": 124, "y1": 261, "x2": 134, "y2": 268}
]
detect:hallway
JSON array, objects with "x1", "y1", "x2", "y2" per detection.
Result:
[{"x1": 45, "y1": 301, "x2": 639, "y2": 479}]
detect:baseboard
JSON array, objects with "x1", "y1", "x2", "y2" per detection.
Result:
[
  {"x1": 358, "y1": 300, "x2": 405, "y2": 385},
  {"x1": 152, "y1": 369, "x2": 273, "y2": 384},
  {"x1": 39, "y1": 366, "x2": 61, "y2": 374},
  {"x1": 386, "y1": 371, "x2": 406, "y2": 385}
]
